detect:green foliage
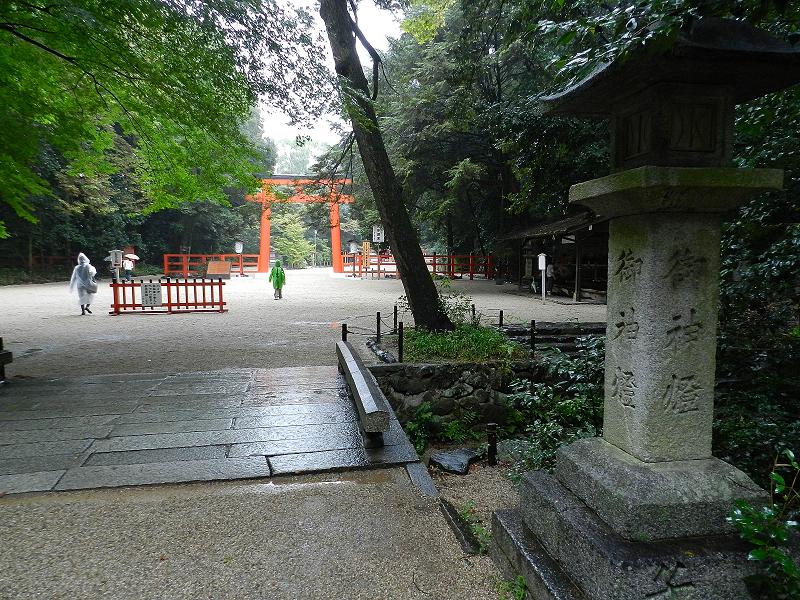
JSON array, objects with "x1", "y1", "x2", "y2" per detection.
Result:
[
  {"x1": 401, "y1": 401, "x2": 481, "y2": 452},
  {"x1": 404, "y1": 324, "x2": 526, "y2": 363},
  {"x1": 0, "y1": 0, "x2": 328, "y2": 235},
  {"x1": 532, "y1": 0, "x2": 798, "y2": 90},
  {"x1": 271, "y1": 210, "x2": 314, "y2": 269},
  {"x1": 497, "y1": 575, "x2": 527, "y2": 600},
  {"x1": 404, "y1": 401, "x2": 437, "y2": 454},
  {"x1": 502, "y1": 336, "x2": 604, "y2": 480},
  {"x1": 0, "y1": 267, "x2": 69, "y2": 286},
  {"x1": 440, "y1": 410, "x2": 480, "y2": 444},
  {"x1": 457, "y1": 500, "x2": 492, "y2": 554},
  {"x1": 729, "y1": 449, "x2": 800, "y2": 598}
]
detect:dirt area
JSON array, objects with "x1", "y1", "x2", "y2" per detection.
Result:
[{"x1": 1, "y1": 268, "x2": 605, "y2": 378}]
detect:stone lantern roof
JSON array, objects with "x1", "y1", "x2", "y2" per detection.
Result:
[{"x1": 543, "y1": 17, "x2": 800, "y2": 116}]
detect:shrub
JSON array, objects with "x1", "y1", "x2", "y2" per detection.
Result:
[{"x1": 404, "y1": 324, "x2": 526, "y2": 363}]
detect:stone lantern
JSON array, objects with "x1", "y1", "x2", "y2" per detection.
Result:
[{"x1": 491, "y1": 18, "x2": 800, "y2": 599}]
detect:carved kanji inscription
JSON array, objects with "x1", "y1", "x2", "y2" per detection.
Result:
[
  {"x1": 663, "y1": 308, "x2": 703, "y2": 357},
  {"x1": 611, "y1": 367, "x2": 637, "y2": 408},
  {"x1": 614, "y1": 249, "x2": 643, "y2": 283},
  {"x1": 664, "y1": 248, "x2": 707, "y2": 288},
  {"x1": 612, "y1": 308, "x2": 639, "y2": 342},
  {"x1": 662, "y1": 374, "x2": 703, "y2": 414}
]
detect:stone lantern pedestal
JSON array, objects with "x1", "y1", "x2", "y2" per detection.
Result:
[{"x1": 491, "y1": 18, "x2": 800, "y2": 600}]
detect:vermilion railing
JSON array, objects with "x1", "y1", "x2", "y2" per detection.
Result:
[
  {"x1": 343, "y1": 253, "x2": 494, "y2": 279},
  {"x1": 162, "y1": 254, "x2": 260, "y2": 277},
  {"x1": 109, "y1": 278, "x2": 227, "y2": 315}
]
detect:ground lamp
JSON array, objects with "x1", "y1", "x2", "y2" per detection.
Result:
[{"x1": 491, "y1": 18, "x2": 800, "y2": 599}]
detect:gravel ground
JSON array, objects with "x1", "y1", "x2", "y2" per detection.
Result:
[
  {"x1": 0, "y1": 468, "x2": 505, "y2": 600},
  {"x1": 1, "y1": 269, "x2": 605, "y2": 378}
]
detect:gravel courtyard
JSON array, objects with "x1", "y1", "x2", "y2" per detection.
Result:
[{"x1": 1, "y1": 269, "x2": 606, "y2": 378}]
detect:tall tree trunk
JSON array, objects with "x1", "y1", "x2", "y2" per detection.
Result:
[{"x1": 319, "y1": 0, "x2": 453, "y2": 331}]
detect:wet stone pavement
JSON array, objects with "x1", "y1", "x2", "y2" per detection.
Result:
[{"x1": 0, "y1": 367, "x2": 418, "y2": 494}]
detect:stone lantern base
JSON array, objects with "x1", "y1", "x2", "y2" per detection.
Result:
[{"x1": 490, "y1": 439, "x2": 766, "y2": 600}]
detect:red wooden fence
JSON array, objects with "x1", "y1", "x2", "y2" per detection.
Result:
[
  {"x1": 109, "y1": 278, "x2": 227, "y2": 315},
  {"x1": 343, "y1": 253, "x2": 494, "y2": 280},
  {"x1": 163, "y1": 254, "x2": 259, "y2": 277}
]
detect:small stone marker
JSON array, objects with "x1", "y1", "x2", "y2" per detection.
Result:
[
  {"x1": 429, "y1": 448, "x2": 479, "y2": 475},
  {"x1": 490, "y1": 18, "x2": 800, "y2": 600}
]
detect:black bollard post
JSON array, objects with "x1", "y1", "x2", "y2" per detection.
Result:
[
  {"x1": 487, "y1": 423, "x2": 498, "y2": 466},
  {"x1": 393, "y1": 304, "x2": 398, "y2": 333},
  {"x1": 499, "y1": 310, "x2": 504, "y2": 328},
  {"x1": 398, "y1": 321, "x2": 404, "y2": 363},
  {"x1": 376, "y1": 312, "x2": 381, "y2": 343},
  {"x1": 342, "y1": 323, "x2": 348, "y2": 342}
]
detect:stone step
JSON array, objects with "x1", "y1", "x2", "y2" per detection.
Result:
[
  {"x1": 518, "y1": 470, "x2": 757, "y2": 599},
  {"x1": 491, "y1": 509, "x2": 586, "y2": 600}
]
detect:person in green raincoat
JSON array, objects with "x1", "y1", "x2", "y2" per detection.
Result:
[{"x1": 268, "y1": 261, "x2": 286, "y2": 299}]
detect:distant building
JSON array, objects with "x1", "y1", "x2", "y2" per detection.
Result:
[{"x1": 502, "y1": 212, "x2": 609, "y2": 302}]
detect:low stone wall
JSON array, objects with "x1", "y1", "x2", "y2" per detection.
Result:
[{"x1": 367, "y1": 361, "x2": 542, "y2": 424}]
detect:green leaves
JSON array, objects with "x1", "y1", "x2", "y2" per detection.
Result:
[{"x1": 0, "y1": 0, "x2": 330, "y2": 234}]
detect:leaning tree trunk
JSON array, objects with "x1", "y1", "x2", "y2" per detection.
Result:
[{"x1": 319, "y1": 0, "x2": 453, "y2": 331}]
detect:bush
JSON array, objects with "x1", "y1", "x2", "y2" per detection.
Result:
[
  {"x1": 0, "y1": 267, "x2": 69, "y2": 285},
  {"x1": 404, "y1": 324, "x2": 527, "y2": 363},
  {"x1": 502, "y1": 336, "x2": 604, "y2": 480}
]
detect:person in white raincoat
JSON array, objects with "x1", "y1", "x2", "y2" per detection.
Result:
[{"x1": 69, "y1": 253, "x2": 98, "y2": 315}]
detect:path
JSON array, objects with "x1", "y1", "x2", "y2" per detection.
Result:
[
  {"x1": 0, "y1": 367, "x2": 418, "y2": 495},
  {"x1": 0, "y1": 468, "x2": 499, "y2": 599},
  {"x1": 0, "y1": 268, "x2": 606, "y2": 378}
]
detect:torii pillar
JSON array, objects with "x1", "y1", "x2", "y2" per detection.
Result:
[{"x1": 246, "y1": 176, "x2": 352, "y2": 273}]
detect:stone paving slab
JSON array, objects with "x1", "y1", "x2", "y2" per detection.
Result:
[
  {"x1": 0, "y1": 425, "x2": 113, "y2": 445},
  {"x1": 0, "y1": 454, "x2": 79, "y2": 475},
  {"x1": 0, "y1": 414, "x2": 120, "y2": 431},
  {"x1": 0, "y1": 470, "x2": 65, "y2": 494},
  {"x1": 109, "y1": 418, "x2": 233, "y2": 437},
  {"x1": 233, "y1": 408, "x2": 357, "y2": 429},
  {"x1": 85, "y1": 445, "x2": 229, "y2": 466},
  {"x1": 91, "y1": 422, "x2": 364, "y2": 453},
  {"x1": 0, "y1": 367, "x2": 419, "y2": 494},
  {"x1": 269, "y1": 444, "x2": 418, "y2": 475},
  {"x1": 55, "y1": 457, "x2": 272, "y2": 490},
  {"x1": 0, "y1": 438, "x2": 94, "y2": 460}
]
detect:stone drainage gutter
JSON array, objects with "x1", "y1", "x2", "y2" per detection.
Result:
[{"x1": 336, "y1": 341, "x2": 438, "y2": 498}]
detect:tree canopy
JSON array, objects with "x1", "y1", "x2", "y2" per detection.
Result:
[{"x1": 0, "y1": 0, "x2": 331, "y2": 237}]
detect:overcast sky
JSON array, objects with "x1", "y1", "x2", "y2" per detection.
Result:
[{"x1": 260, "y1": 0, "x2": 403, "y2": 158}]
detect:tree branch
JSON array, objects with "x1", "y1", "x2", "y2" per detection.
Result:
[{"x1": 348, "y1": 16, "x2": 381, "y2": 100}]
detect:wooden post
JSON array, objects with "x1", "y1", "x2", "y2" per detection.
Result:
[
  {"x1": 449, "y1": 253, "x2": 454, "y2": 278},
  {"x1": 376, "y1": 311, "x2": 381, "y2": 343},
  {"x1": 398, "y1": 321, "x2": 404, "y2": 362},
  {"x1": 393, "y1": 304, "x2": 398, "y2": 333},
  {"x1": 573, "y1": 232, "x2": 583, "y2": 301},
  {"x1": 487, "y1": 423, "x2": 498, "y2": 466},
  {"x1": 471, "y1": 304, "x2": 476, "y2": 323},
  {"x1": 469, "y1": 253, "x2": 474, "y2": 280},
  {"x1": 432, "y1": 252, "x2": 437, "y2": 276},
  {"x1": 342, "y1": 323, "x2": 348, "y2": 342},
  {"x1": 531, "y1": 320, "x2": 536, "y2": 355},
  {"x1": 499, "y1": 310, "x2": 504, "y2": 328}
]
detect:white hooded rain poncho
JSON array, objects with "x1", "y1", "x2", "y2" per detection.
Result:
[{"x1": 69, "y1": 253, "x2": 98, "y2": 305}]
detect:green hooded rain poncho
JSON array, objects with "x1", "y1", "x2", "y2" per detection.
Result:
[{"x1": 268, "y1": 261, "x2": 286, "y2": 289}]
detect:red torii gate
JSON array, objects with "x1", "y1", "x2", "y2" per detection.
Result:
[{"x1": 246, "y1": 175, "x2": 353, "y2": 273}]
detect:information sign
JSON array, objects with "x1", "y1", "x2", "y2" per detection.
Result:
[{"x1": 140, "y1": 282, "x2": 163, "y2": 307}]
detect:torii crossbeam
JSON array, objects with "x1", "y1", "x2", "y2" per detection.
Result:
[{"x1": 246, "y1": 175, "x2": 353, "y2": 273}]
